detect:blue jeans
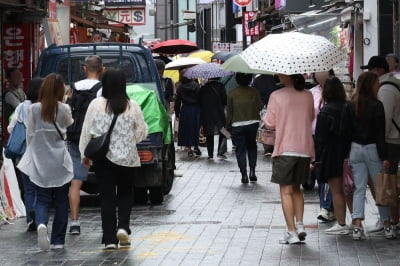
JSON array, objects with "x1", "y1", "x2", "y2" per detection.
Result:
[
  {"x1": 350, "y1": 142, "x2": 391, "y2": 221},
  {"x1": 21, "y1": 173, "x2": 36, "y2": 223},
  {"x1": 231, "y1": 123, "x2": 259, "y2": 173},
  {"x1": 68, "y1": 141, "x2": 89, "y2": 181},
  {"x1": 35, "y1": 183, "x2": 70, "y2": 245}
]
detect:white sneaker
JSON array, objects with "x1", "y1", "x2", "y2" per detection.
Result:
[
  {"x1": 325, "y1": 223, "x2": 350, "y2": 235},
  {"x1": 295, "y1": 222, "x2": 307, "y2": 241},
  {"x1": 352, "y1": 227, "x2": 366, "y2": 240},
  {"x1": 367, "y1": 219, "x2": 384, "y2": 233},
  {"x1": 50, "y1": 244, "x2": 64, "y2": 250},
  {"x1": 105, "y1": 244, "x2": 117, "y2": 249},
  {"x1": 117, "y1": 228, "x2": 131, "y2": 247},
  {"x1": 37, "y1": 224, "x2": 50, "y2": 251},
  {"x1": 280, "y1": 231, "x2": 301, "y2": 244},
  {"x1": 384, "y1": 226, "x2": 396, "y2": 239},
  {"x1": 317, "y1": 208, "x2": 330, "y2": 222}
]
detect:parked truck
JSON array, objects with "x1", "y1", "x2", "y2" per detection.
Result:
[{"x1": 34, "y1": 42, "x2": 174, "y2": 204}]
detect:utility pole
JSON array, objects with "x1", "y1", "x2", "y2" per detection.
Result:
[{"x1": 242, "y1": 6, "x2": 247, "y2": 50}]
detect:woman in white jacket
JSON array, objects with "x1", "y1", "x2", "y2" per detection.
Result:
[{"x1": 79, "y1": 68, "x2": 148, "y2": 249}]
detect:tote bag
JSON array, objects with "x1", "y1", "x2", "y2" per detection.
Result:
[{"x1": 4, "y1": 109, "x2": 26, "y2": 159}]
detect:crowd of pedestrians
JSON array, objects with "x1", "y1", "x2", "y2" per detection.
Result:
[{"x1": 2, "y1": 50, "x2": 400, "y2": 251}]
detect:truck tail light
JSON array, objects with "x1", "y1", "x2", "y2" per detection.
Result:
[{"x1": 138, "y1": 150, "x2": 154, "y2": 162}]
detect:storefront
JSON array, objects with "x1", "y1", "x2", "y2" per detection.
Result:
[{"x1": 0, "y1": 1, "x2": 46, "y2": 145}]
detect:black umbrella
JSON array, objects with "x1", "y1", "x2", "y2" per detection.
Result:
[{"x1": 211, "y1": 51, "x2": 239, "y2": 63}]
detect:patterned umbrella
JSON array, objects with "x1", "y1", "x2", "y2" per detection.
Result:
[
  {"x1": 184, "y1": 63, "x2": 233, "y2": 79},
  {"x1": 240, "y1": 32, "x2": 346, "y2": 75}
]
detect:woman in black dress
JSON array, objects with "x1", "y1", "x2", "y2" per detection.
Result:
[{"x1": 174, "y1": 72, "x2": 202, "y2": 157}]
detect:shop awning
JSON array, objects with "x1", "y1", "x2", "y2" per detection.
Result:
[{"x1": 70, "y1": 6, "x2": 132, "y2": 34}]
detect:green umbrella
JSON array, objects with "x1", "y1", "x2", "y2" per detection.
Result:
[{"x1": 221, "y1": 54, "x2": 274, "y2": 75}]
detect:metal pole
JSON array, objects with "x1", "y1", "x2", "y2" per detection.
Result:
[{"x1": 242, "y1": 6, "x2": 247, "y2": 50}]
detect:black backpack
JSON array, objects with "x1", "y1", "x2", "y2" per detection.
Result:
[{"x1": 66, "y1": 82, "x2": 102, "y2": 142}]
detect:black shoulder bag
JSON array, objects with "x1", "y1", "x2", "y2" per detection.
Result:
[{"x1": 84, "y1": 114, "x2": 118, "y2": 161}]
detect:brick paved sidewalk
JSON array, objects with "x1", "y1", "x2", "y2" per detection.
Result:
[{"x1": 0, "y1": 143, "x2": 399, "y2": 266}]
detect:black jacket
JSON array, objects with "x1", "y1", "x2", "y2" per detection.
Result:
[
  {"x1": 314, "y1": 100, "x2": 347, "y2": 180},
  {"x1": 174, "y1": 79, "x2": 200, "y2": 118},
  {"x1": 199, "y1": 81, "x2": 227, "y2": 135},
  {"x1": 341, "y1": 99, "x2": 387, "y2": 160}
]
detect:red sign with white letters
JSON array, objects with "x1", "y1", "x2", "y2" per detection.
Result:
[
  {"x1": 234, "y1": 0, "x2": 252, "y2": 7},
  {"x1": 244, "y1": 11, "x2": 260, "y2": 36},
  {"x1": 2, "y1": 23, "x2": 30, "y2": 92}
]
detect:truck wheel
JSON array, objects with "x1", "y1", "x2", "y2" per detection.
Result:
[
  {"x1": 162, "y1": 144, "x2": 175, "y2": 195},
  {"x1": 134, "y1": 187, "x2": 148, "y2": 204},
  {"x1": 149, "y1": 187, "x2": 163, "y2": 204}
]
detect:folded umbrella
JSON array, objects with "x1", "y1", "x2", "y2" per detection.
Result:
[
  {"x1": 240, "y1": 32, "x2": 346, "y2": 75},
  {"x1": 184, "y1": 63, "x2": 233, "y2": 79}
]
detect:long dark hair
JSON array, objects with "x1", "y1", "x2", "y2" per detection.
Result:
[
  {"x1": 290, "y1": 74, "x2": 305, "y2": 91},
  {"x1": 39, "y1": 73, "x2": 65, "y2": 122},
  {"x1": 102, "y1": 68, "x2": 129, "y2": 114},
  {"x1": 322, "y1": 76, "x2": 346, "y2": 103},
  {"x1": 352, "y1": 71, "x2": 379, "y2": 118}
]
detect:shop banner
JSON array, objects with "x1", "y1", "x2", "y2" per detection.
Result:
[
  {"x1": 2, "y1": 23, "x2": 30, "y2": 92},
  {"x1": 244, "y1": 11, "x2": 260, "y2": 36}
]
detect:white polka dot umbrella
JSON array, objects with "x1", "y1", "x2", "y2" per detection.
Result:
[{"x1": 240, "y1": 32, "x2": 346, "y2": 75}]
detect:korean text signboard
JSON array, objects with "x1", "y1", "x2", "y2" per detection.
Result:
[
  {"x1": 244, "y1": 11, "x2": 260, "y2": 36},
  {"x1": 2, "y1": 23, "x2": 30, "y2": 91}
]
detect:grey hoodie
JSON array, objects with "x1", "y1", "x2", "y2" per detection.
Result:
[{"x1": 378, "y1": 72, "x2": 400, "y2": 144}]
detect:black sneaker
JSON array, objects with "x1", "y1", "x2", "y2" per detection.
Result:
[
  {"x1": 241, "y1": 173, "x2": 249, "y2": 184},
  {"x1": 69, "y1": 225, "x2": 81, "y2": 235},
  {"x1": 27, "y1": 220, "x2": 36, "y2": 232},
  {"x1": 193, "y1": 148, "x2": 202, "y2": 156}
]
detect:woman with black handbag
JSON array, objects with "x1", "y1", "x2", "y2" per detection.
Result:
[{"x1": 79, "y1": 68, "x2": 148, "y2": 249}]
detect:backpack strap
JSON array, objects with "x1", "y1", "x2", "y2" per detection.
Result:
[
  {"x1": 380, "y1": 81, "x2": 400, "y2": 135},
  {"x1": 90, "y1": 82, "x2": 102, "y2": 95}
]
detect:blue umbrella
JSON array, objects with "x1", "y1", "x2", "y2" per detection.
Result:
[{"x1": 184, "y1": 63, "x2": 233, "y2": 79}]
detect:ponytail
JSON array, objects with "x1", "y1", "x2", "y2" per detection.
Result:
[{"x1": 290, "y1": 74, "x2": 305, "y2": 91}]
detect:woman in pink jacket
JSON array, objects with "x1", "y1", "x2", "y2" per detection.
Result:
[{"x1": 264, "y1": 74, "x2": 314, "y2": 244}]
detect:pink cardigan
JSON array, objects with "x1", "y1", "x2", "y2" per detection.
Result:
[{"x1": 264, "y1": 86, "x2": 315, "y2": 159}]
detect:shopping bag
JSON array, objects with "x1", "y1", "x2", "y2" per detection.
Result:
[
  {"x1": 257, "y1": 128, "x2": 275, "y2": 146},
  {"x1": 342, "y1": 158, "x2": 354, "y2": 196},
  {"x1": 0, "y1": 149, "x2": 26, "y2": 220},
  {"x1": 375, "y1": 173, "x2": 398, "y2": 206}
]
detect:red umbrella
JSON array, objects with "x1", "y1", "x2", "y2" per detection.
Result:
[{"x1": 151, "y1": 39, "x2": 199, "y2": 54}]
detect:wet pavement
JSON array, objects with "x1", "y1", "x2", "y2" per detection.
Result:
[{"x1": 1, "y1": 142, "x2": 400, "y2": 265}]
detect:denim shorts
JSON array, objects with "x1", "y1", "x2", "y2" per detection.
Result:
[{"x1": 68, "y1": 141, "x2": 88, "y2": 181}]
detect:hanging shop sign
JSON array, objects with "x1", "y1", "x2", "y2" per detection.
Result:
[
  {"x1": 104, "y1": 8, "x2": 146, "y2": 25},
  {"x1": 104, "y1": 0, "x2": 146, "y2": 6},
  {"x1": 213, "y1": 42, "x2": 231, "y2": 52},
  {"x1": 233, "y1": 0, "x2": 252, "y2": 7},
  {"x1": 244, "y1": 11, "x2": 260, "y2": 36},
  {"x1": 2, "y1": 23, "x2": 31, "y2": 91}
]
